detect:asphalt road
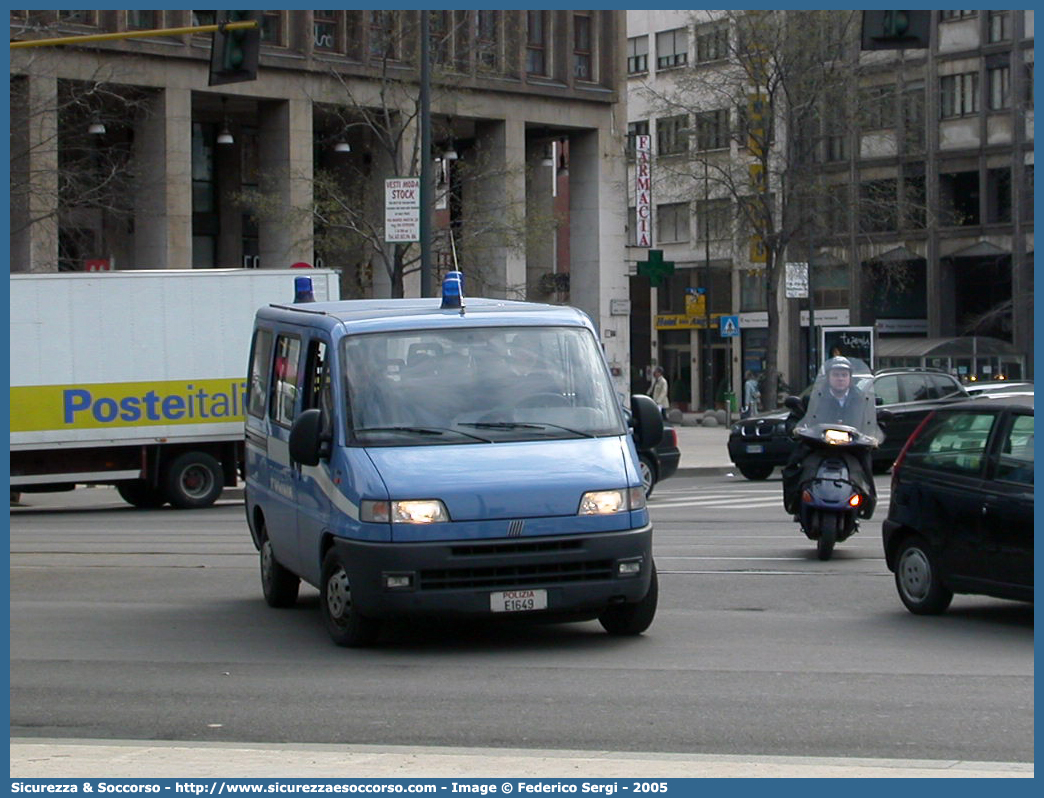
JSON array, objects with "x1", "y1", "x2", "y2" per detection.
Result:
[{"x1": 9, "y1": 476, "x2": 1034, "y2": 764}]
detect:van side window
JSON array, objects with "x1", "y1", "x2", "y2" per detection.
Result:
[
  {"x1": 247, "y1": 329, "x2": 274, "y2": 418},
  {"x1": 996, "y1": 414, "x2": 1034, "y2": 485},
  {"x1": 303, "y1": 339, "x2": 334, "y2": 439},
  {"x1": 270, "y1": 335, "x2": 302, "y2": 427}
]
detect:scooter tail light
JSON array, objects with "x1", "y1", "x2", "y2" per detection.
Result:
[
  {"x1": 801, "y1": 490, "x2": 813, "y2": 504},
  {"x1": 848, "y1": 494, "x2": 862, "y2": 507}
]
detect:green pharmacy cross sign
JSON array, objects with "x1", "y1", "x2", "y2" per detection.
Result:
[{"x1": 637, "y1": 249, "x2": 675, "y2": 287}]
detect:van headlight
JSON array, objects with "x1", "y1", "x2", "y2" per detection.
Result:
[
  {"x1": 579, "y1": 487, "x2": 645, "y2": 515},
  {"x1": 361, "y1": 499, "x2": 450, "y2": 524}
]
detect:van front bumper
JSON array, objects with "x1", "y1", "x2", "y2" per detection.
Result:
[{"x1": 329, "y1": 524, "x2": 653, "y2": 619}]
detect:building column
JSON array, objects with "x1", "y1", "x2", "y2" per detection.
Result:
[
  {"x1": 11, "y1": 74, "x2": 59, "y2": 272},
  {"x1": 569, "y1": 126, "x2": 630, "y2": 396},
  {"x1": 474, "y1": 118, "x2": 527, "y2": 299},
  {"x1": 258, "y1": 98, "x2": 314, "y2": 269},
  {"x1": 133, "y1": 87, "x2": 192, "y2": 269}
]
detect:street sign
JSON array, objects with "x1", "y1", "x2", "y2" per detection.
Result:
[
  {"x1": 720, "y1": 315, "x2": 740, "y2": 337},
  {"x1": 384, "y1": 177, "x2": 420, "y2": 243},
  {"x1": 785, "y1": 262, "x2": 808, "y2": 298}
]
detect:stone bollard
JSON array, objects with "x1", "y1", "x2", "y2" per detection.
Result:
[{"x1": 701, "y1": 414, "x2": 719, "y2": 427}]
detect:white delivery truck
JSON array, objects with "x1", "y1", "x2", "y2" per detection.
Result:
[{"x1": 10, "y1": 269, "x2": 340, "y2": 508}]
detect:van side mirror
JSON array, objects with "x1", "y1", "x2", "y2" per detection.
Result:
[
  {"x1": 630, "y1": 394, "x2": 664, "y2": 450},
  {"x1": 289, "y1": 408, "x2": 323, "y2": 466}
]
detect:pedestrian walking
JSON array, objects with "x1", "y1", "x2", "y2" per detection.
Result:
[
  {"x1": 742, "y1": 371, "x2": 761, "y2": 418},
  {"x1": 648, "y1": 366, "x2": 670, "y2": 418}
]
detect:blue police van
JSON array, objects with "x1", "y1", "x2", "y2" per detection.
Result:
[{"x1": 244, "y1": 274, "x2": 663, "y2": 646}]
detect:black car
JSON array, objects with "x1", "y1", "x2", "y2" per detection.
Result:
[
  {"x1": 727, "y1": 368, "x2": 971, "y2": 479},
  {"x1": 635, "y1": 425, "x2": 680, "y2": 498},
  {"x1": 882, "y1": 395, "x2": 1033, "y2": 614}
]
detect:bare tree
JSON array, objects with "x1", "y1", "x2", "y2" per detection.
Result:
[
  {"x1": 638, "y1": 10, "x2": 868, "y2": 405},
  {"x1": 11, "y1": 43, "x2": 155, "y2": 272}
]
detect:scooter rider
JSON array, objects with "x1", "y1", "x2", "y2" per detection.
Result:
[{"x1": 782, "y1": 356, "x2": 876, "y2": 517}]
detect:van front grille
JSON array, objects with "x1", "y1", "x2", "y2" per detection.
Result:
[{"x1": 419, "y1": 559, "x2": 614, "y2": 591}]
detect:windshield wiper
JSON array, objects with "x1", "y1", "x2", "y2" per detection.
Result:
[
  {"x1": 459, "y1": 421, "x2": 594, "y2": 438},
  {"x1": 355, "y1": 426, "x2": 491, "y2": 442}
]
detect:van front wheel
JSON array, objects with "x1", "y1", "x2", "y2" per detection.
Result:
[
  {"x1": 599, "y1": 562, "x2": 658, "y2": 636},
  {"x1": 320, "y1": 549, "x2": 380, "y2": 647}
]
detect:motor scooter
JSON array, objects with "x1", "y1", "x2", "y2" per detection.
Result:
[{"x1": 781, "y1": 360, "x2": 886, "y2": 560}]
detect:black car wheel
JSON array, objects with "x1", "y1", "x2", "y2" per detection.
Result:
[
  {"x1": 320, "y1": 548, "x2": 380, "y2": 647},
  {"x1": 638, "y1": 454, "x2": 656, "y2": 498},
  {"x1": 894, "y1": 535, "x2": 954, "y2": 615},
  {"x1": 599, "y1": 561, "x2": 658, "y2": 636},
  {"x1": 259, "y1": 518, "x2": 300, "y2": 609},
  {"x1": 737, "y1": 464, "x2": 774, "y2": 480}
]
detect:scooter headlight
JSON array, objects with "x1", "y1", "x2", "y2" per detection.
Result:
[{"x1": 824, "y1": 429, "x2": 852, "y2": 445}]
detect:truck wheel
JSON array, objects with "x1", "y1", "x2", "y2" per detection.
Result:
[
  {"x1": 116, "y1": 480, "x2": 167, "y2": 509},
  {"x1": 259, "y1": 519, "x2": 300, "y2": 608},
  {"x1": 320, "y1": 548, "x2": 380, "y2": 647},
  {"x1": 163, "y1": 451, "x2": 223, "y2": 509},
  {"x1": 599, "y1": 562, "x2": 658, "y2": 636}
]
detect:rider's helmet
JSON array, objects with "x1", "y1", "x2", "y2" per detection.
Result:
[{"x1": 825, "y1": 356, "x2": 852, "y2": 373}]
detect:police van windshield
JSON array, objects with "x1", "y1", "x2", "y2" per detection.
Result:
[{"x1": 342, "y1": 326, "x2": 626, "y2": 445}]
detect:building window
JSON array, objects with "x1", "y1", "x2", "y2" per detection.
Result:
[
  {"x1": 127, "y1": 10, "x2": 158, "y2": 30},
  {"x1": 988, "y1": 10, "x2": 1011, "y2": 42},
  {"x1": 369, "y1": 11, "x2": 399, "y2": 60},
  {"x1": 940, "y1": 11, "x2": 977, "y2": 21},
  {"x1": 526, "y1": 11, "x2": 549, "y2": 76},
  {"x1": 902, "y1": 82, "x2": 926, "y2": 152},
  {"x1": 313, "y1": 11, "x2": 342, "y2": 53},
  {"x1": 656, "y1": 28, "x2": 687, "y2": 69},
  {"x1": 429, "y1": 10, "x2": 452, "y2": 65},
  {"x1": 627, "y1": 35, "x2": 648, "y2": 74},
  {"x1": 656, "y1": 114, "x2": 689, "y2": 156},
  {"x1": 695, "y1": 199, "x2": 731, "y2": 242},
  {"x1": 986, "y1": 168, "x2": 1012, "y2": 223},
  {"x1": 860, "y1": 84, "x2": 895, "y2": 130},
  {"x1": 626, "y1": 120, "x2": 649, "y2": 160},
  {"x1": 740, "y1": 269, "x2": 767, "y2": 312},
  {"x1": 695, "y1": 109, "x2": 729, "y2": 151},
  {"x1": 940, "y1": 73, "x2": 979, "y2": 118},
  {"x1": 657, "y1": 203, "x2": 690, "y2": 243},
  {"x1": 626, "y1": 207, "x2": 637, "y2": 246},
  {"x1": 903, "y1": 167, "x2": 927, "y2": 229},
  {"x1": 1023, "y1": 165, "x2": 1034, "y2": 222},
  {"x1": 261, "y1": 11, "x2": 284, "y2": 45},
  {"x1": 1025, "y1": 62, "x2": 1035, "y2": 108},
  {"x1": 476, "y1": 10, "x2": 499, "y2": 71},
  {"x1": 695, "y1": 21, "x2": 728, "y2": 64},
  {"x1": 859, "y1": 179, "x2": 898, "y2": 233},
  {"x1": 573, "y1": 13, "x2": 592, "y2": 81},
  {"x1": 58, "y1": 10, "x2": 96, "y2": 26},
  {"x1": 939, "y1": 170, "x2": 980, "y2": 226},
  {"x1": 989, "y1": 66, "x2": 1011, "y2": 110},
  {"x1": 812, "y1": 264, "x2": 849, "y2": 309}
]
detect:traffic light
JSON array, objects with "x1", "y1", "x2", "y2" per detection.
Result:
[
  {"x1": 209, "y1": 10, "x2": 262, "y2": 86},
  {"x1": 861, "y1": 10, "x2": 930, "y2": 50}
]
